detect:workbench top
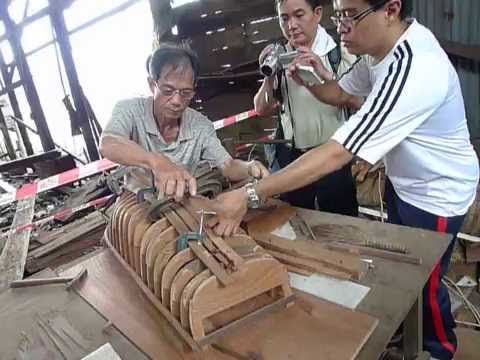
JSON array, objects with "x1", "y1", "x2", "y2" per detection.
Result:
[{"x1": 296, "y1": 207, "x2": 452, "y2": 360}]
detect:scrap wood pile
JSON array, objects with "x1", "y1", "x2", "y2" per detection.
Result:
[{"x1": 0, "y1": 155, "x2": 115, "y2": 279}]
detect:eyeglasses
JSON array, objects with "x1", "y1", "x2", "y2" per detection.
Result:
[
  {"x1": 155, "y1": 82, "x2": 196, "y2": 101},
  {"x1": 330, "y1": 0, "x2": 389, "y2": 32}
]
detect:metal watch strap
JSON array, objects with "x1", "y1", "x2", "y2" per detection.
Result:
[{"x1": 245, "y1": 182, "x2": 261, "y2": 209}]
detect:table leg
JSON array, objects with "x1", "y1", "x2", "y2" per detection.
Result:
[{"x1": 403, "y1": 294, "x2": 423, "y2": 360}]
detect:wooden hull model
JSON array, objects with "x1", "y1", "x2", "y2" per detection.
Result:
[{"x1": 105, "y1": 190, "x2": 294, "y2": 352}]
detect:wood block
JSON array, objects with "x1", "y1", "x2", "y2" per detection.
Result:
[
  {"x1": 189, "y1": 257, "x2": 292, "y2": 340},
  {"x1": 161, "y1": 249, "x2": 196, "y2": 306},
  {"x1": 170, "y1": 260, "x2": 205, "y2": 318},
  {"x1": 247, "y1": 205, "x2": 297, "y2": 236}
]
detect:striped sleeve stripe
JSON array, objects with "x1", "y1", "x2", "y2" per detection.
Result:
[
  {"x1": 342, "y1": 41, "x2": 413, "y2": 154},
  {"x1": 342, "y1": 52, "x2": 400, "y2": 149},
  {"x1": 337, "y1": 56, "x2": 362, "y2": 82},
  {"x1": 352, "y1": 42, "x2": 413, "y2": 155}
]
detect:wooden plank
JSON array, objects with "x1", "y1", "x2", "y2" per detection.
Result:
[
  {"x1": 162, "y1": 249, "x2": 196, "y2": 306},
  {"x1": 294, "y1": 207, "x2": 452, "y2": 360},
  {"x1": 253, "y1": 232, "x2": 361, "y2": 279},
  {"x1": 197, "y1": 295, "x2": 295, "y2": 347},
  {"x1": 61, "y1": 247, "x2": 203, "y2": 356},
  {"x1": 266, "y1": 249, "x2": 355, "y2": 280},
  {"x1": 30, "y1": 211, "x2": 106, "y2": 257},
  {"x1": 246, "y1": 205, "x2": 297, "y2": 236},
  {"x1": 327, "y1": 241, "x2": 422, "y2": 265},
  {"x1": 0, "y1": 268, "x2": 147, "y2": 359},
  {"x1": 211, "y1": 289, "x2": 377, "y2": 360},
  {"x1": 184, "y1": 198, "x2": 245, "y2": 269},
  {"x1": 0, "y1": 197, "x2": 36, "y2": 292},
  {"x1": 170, "y1": 260, "x2": 205, "y2": 318},
  {"x1": 188, "y1": 241, "x2": 234, "y2": 286},
  {"x1": 189, "y1": 257, "x2": 292, "y2": 341},
  {"x1": 60, "y1": 249, "x2": 379, "y2": 359}
]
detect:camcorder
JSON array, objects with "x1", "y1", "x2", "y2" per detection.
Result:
[{"x1": 260, "y1": 43, "x2": 325, "y2": 86}]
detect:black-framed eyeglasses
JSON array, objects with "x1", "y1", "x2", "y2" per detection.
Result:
[
  {"x1": 330, "y1": 0, "x2": 389, "y2": 32},
  {"x1": 155, "y1": 82, "x2": 196, "y2": 101}
]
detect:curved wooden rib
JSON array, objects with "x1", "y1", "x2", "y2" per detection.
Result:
[
  {"x1": 145, "y1": 226, "x2": 178, "y2": 290},
  {"x1": 170, "y1": 259, "x2": 205, "y2": 319},
  {"x1": 111, "y1": 193, "x2": 133, "y2": 251},
  {"x1": 189, "y1": 257, "x2": 292, "y2": 340},
  {"x1": 117, "y1": 196, "x2": 137, "y2": 259},
  {"x1": 127, "y1": 204, "x2": 149, "y2": 266},
  {"x1": 180, "y1": 269, "x2": 211, "y2": 330},
  {"x1": 161, "y1": 249, "x2": 196, "y2": 306},
  {"x1": 152, "y1": 239, "x2": 178, "y2": 298},
  {"x1": 122, "y1": 203, "x2": 143, "y2": 265},
  {"x1": 131, "y1": 208, "x2": 153, "y2": 274},
  {"x1": 140, "y1": 217, "x2": 169, "y2": 282}
]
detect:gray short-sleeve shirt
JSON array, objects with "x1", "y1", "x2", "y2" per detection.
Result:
[{"x1": 102, "y1": 96, "x2": 232, "y2": 174}]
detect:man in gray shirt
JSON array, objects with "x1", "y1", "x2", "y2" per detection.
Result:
[{"x1": 100, "y1": 43, "x2": 268, "y2": 201}]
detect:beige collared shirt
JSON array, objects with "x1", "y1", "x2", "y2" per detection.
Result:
[
  {"x1": 280, "y1": 26, "x2": 357, "y2": 149},
  {"x1": 102, "y1": 96, "x2": 232, "y2": 174}
]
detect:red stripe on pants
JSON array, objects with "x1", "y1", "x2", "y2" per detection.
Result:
[{"x1": 429, "y1": 217, "x2": 455, "y2": 354}]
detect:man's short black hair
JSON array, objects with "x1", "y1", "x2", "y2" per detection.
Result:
[
  {"x1": 366, "y1": 0, "x2": 412, "y2": 20},
  {"x1": 147, "y1": 42, "x2": 200, "y2": 84},
  {"x1": 275, "y1": 0, "x2": 322, "y2": 11}
]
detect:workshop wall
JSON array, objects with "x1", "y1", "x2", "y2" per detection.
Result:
[{"x1": 412, "y1": 0, "x2": 480, "y2": 153}]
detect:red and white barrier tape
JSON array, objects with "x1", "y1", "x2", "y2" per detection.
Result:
[
  {"x1": 0, "y1": 110, "x2": 256, "y2": 207},
  {"x1": 213, "y1": 109, "x2": 257, "y2": 131},
  {"x1": 0, "y1": 158, "x2": 117, "y2": 207},
  {"x1": 235, "y1": 135, "x2": 274, "y2": 152},
  {"x1": 0, "y1": 194, "x2": 113, "y2": 239}
]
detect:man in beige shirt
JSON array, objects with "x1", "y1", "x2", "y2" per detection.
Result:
[
  {"x1": 255, "y1": 0, "x2": 359, "y2": 215},
  {"x1": 100, "y1": 43, "x2": 268, "y2": 201}
]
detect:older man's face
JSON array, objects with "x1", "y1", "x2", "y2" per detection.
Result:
[{"x1": 150, "y1": 63, "x2": 195, "y2": 121}]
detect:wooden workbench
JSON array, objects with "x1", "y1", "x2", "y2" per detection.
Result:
[
  {"x1": 48, "y1": 206, "x2": 451, "y2": 360},
  {"x1": 297, "y1": 207, "x2": 452, "y2": 360}
]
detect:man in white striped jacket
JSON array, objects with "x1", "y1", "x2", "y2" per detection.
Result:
[{"x1": 211, "y1": 1, "x2": 479, "y2": 359}]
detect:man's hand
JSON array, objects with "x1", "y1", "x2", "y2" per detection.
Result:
[
  {"x1": 208, "y1": 188, "x2": 249, "y2": 236},
  {"x1": 248, "y1": 160, "x2": 270, "y2": 180},
  {"x1": 149, "y1": 155, "x2": 197, "y2": 202},
  {"x1": 287, "y1": 46, "x2": 333, "y2": 86}
]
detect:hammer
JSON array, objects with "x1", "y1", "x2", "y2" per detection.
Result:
[{"x1": 9, "y1": 268, "x2": 88, "y2": 290}]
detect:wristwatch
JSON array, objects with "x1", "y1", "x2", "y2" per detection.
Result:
[{"x1": 245, "y1": 182, "x2": 261, "y2": 209}]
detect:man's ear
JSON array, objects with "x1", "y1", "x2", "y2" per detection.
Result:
[
  {"x1": 313, "y1": 6, "x2": 323, "y2": 22},
  {"x1": 386, "y1": 0, "x2": 402, "y2": 20},
  {"x1": 147, "y1": 77, "x2": 156, "y2": 93}
]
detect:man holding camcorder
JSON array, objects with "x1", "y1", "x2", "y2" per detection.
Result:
[{"x1": 254, "y1": 0, "x2": 360, "y2": 216}]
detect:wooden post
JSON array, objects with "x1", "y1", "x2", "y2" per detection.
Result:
[
  {"x1": 0, "y1": 51, "x2": 34, "y2": 155},
  {"x1": 0, "y1": 107, "x2": 16, "y2": 160},
  {"x1": 0, "y1": 5, "x2": 55, "y2": 152},
  {"x1": 48, "y1": 0, "x2": 100, "y2": 161}
]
